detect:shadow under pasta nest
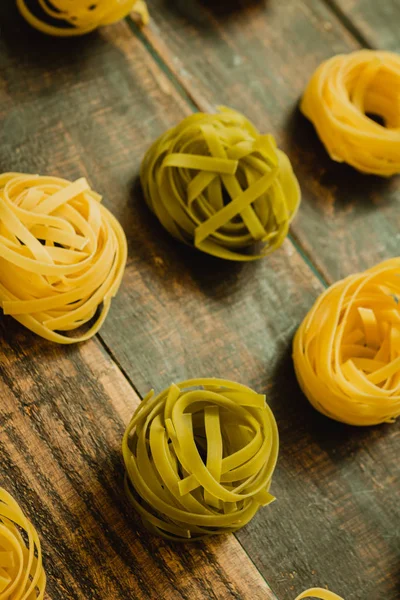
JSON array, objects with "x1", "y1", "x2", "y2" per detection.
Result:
[
  {"x1": 0, "y1": 313, "x2": 80, "y2": 361},
  {"x1": 163, "y1": 0, "x2": 269, "y2": 23},
  {"x1": 95, "y1": 444, "x2": 235, "y2": 564},
  {"x1": 0, "y1": 302, "x2": 108, "y2": 368},
  {"x1": 130, "y1": 176, "x2": 260, "y2": 302},
  {"x1": 285, "y1": 103, "x2": 397, "y2": 212},
  {"x1": 44, "y1": 447, "x2": 168, "y2": 592},
  {"x1": 0, "y1": 1, "x2": 109, "y2": 73}
]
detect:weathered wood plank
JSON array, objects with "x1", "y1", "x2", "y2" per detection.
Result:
[
  {"x1": 0, "y1": 6, "x2": 276, "y2": 600},
  {"x1": 329, "y1": 0, "x2": 400, "y2": 50},
  {"x1": 140, "y1": 0, "x2": 400, "y2": 283}
]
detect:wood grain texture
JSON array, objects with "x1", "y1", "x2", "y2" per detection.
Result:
[
  {"x1": 140, "y1": 0, "x2": 400, "y2": 283},
  {"x1": 0, "y1": 5, "x2": 276, "y2": 600},
  {"x1": 330, "y1": 0, "x2": 400, "y2": 50}
]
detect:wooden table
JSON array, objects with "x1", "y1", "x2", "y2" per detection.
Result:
[{"x1": 0, "y1": 2, "x2": 399, "y2": 599}]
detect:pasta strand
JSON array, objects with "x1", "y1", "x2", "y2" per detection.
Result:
[{"x1": 295, "y1": 589, "x2": 343, "y2": 600}]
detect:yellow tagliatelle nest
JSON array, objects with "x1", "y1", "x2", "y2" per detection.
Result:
[
  {"x1": 295, "y1": 590, "x2": 343, "y2": 600},
  {"x1": 301, "y1": 50, "x2": 400, "y2": 176},
  {"x1": 141, "y1": 107, "x2": 301, "y2": 261},
  {"x1": 0, "y1": 488, "x2": 46, "y2": 599},
  {"x1": 122, "y1": 378, "x2": 279, "y2": 539},
  {"x1": 293, "y1": 258, "x2": 400, "y2": 426},
  {"x1": 16, "y1": 0, "x2": 149, "y2": 36},
  {"x1": 0, "y1": 173, "x2": 127, "y2": 344}
]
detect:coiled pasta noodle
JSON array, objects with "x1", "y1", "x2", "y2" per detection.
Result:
[
  {"x1": 293, "y1": 258, "x2": 400, "y2": 426},
  {"x1": 0, "y1": 173, "x2": 127, "y2": 344},
  {"x1": 16, "y1": 0, "x2": 149, "y2": 36},
  {"x1": 122, "y1": 378, "x2": 279, "y2": 539},
  {"x1": 301, "y1": 50, "x2": 400, "y2": 176},
  {"x1": 0, "y1": 488, "x2": 46, "y2": 600},
  {"x1": 141, "y1": 107, "x2": 301, "y2": 261},
  {"x1": 295, "y1": 590, "x2": 343, "y2": 600}
]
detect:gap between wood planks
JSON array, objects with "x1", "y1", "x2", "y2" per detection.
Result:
[
  {"x1": 318, "y1": 0, "x2": 373, "y2": 48},
  {"x1": 123, "y1": 0, "x2": 383, "y2": 289}
]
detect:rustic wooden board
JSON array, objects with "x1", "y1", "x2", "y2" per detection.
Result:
[
  {"x1": 0, "y1": 6, "x2": 276, "y2": 600},
  {"x1": 140, "y1": 0, "x2": 400, "y2": 283},
  {"x1": 330, "y1": 0, "x2": 400, "y2": 50},
  {"x1": 0, "y1": 2, "x2": 398, "y2": 600}
]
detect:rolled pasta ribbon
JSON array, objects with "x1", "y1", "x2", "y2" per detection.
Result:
[
  {"x1": 295, "y1": 590, "x2": 343, "y2": 600},
  {"x1": 141, "y1": 107, "x2": 301, "y2": 261},
  {"x1": 301, "y1": 50, "x2": 400, "y2": 176},
  {"x1": 122, "y1": 378, "x2": 279, "y2": 539},
  {"x1": 0, "y1": 173, "x2": 127, "y2": 344},
  {"x1": 0, "y1": 488, "x2": 46, "y2": 599},
  {"x1": 293, "y1": 258, "x2": 400, "y2": 426},
  {"x1": 16, "y1": 0, "x2": 149, "y2": 36}
]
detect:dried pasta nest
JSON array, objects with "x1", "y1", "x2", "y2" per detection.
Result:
[
  {"x1": 141, "y1": 107, "x2": 301, "y2": 261},
  {"x1": 301, "y1": 50, "x2": 400, "y2": 176},
  {"x1": 122, "y1": 378, "x2": 279, "y2": 540},
  {"x1": 16, "y1": 0, "x2": 149, "y2": 36},
  {"x1": 0, "y1": 488, "x2": 46, "y2": 599},
  {"x1": 295, "y1": 590, "x2": 343, "y2": 600},
  {"x1": 293, "y1": 258, "x2": 400, "y2": 426},
  {"x1": 0, "y1": 173, "x2": 127, "y2": 344}
]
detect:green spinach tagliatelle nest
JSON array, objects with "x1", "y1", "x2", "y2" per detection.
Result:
[
  {"x1": 141, "y1": 107, "x2": 301, "y2": 261},
  {"x1": 122, "y1": 378, "x2": 279, "y2": 540}
]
